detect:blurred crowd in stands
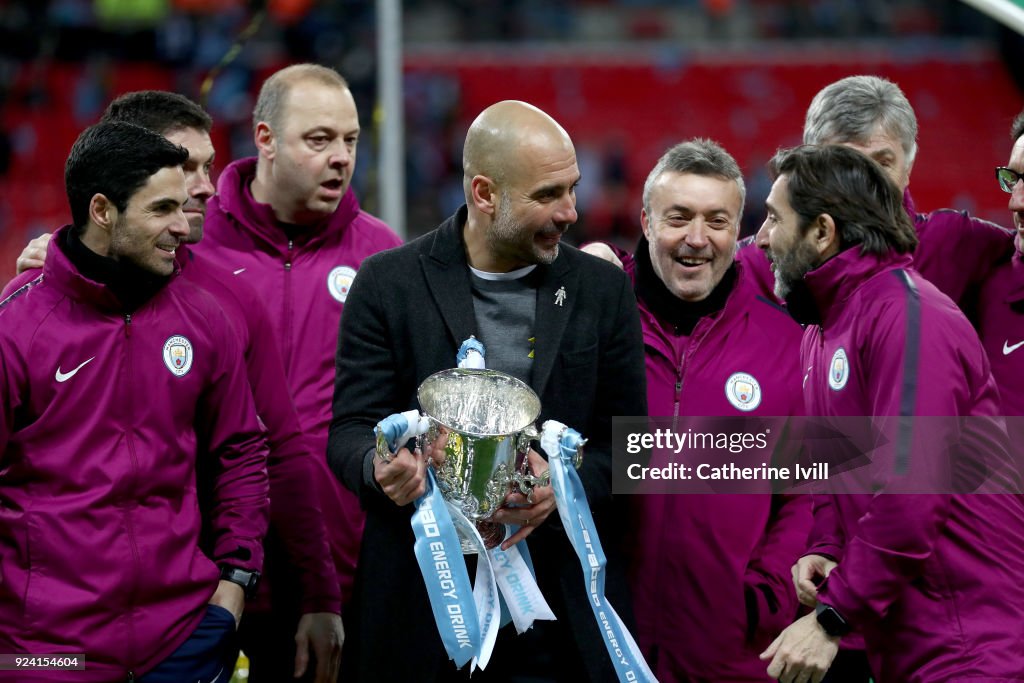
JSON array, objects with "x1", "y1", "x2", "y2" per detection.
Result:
[{"x1": 0, "y1": 0, "x2": 1018, "y2": 282}]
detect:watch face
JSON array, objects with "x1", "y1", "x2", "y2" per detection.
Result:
[{"x1": 816, "y1": 604, "x2": 850, "y2": 637}]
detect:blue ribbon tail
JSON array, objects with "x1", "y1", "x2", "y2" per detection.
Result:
[{"x1": 411, "y1": 469, "x2": 482, "y2": 668}]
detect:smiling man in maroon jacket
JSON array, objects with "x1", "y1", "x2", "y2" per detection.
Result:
[
  {"x1": 0, "y1": 121, "x2": 269, "y2": 681},
  {"x1": 2, "y1": 89, "x2": 349, "y2": 683},
  {"x1": 590, "y1": 138, "x2": 811, "y2": 681}
]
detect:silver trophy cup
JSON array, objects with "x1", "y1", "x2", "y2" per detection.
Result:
[{"x1": 417, "y1": 368, "x2": 549, "y2": 551}]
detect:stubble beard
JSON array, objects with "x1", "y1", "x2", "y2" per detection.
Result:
[
  {"x1": 111, "y1": 214, "x2": 176, "y2": 277},
  {"x1": 488, "y1": 199, "x2": 559, "y2": 267}
]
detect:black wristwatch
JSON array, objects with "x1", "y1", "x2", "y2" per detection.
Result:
[
  {"x1": 220, "y1": 565, "x2": 261, "y2": 600},
  {"x1": 815, "y1": 602, "x2": 851, "y2": 637}
]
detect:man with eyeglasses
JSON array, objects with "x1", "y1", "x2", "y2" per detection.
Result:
[{"x1": 981, "y1": 113, "x2": 1024, "y2": 447}]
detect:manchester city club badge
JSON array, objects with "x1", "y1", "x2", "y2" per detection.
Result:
[
  {"x1": 828, "y1": 347, "x2": 850, "y2": 391},
  {"x1": 163, "y1": 335, "x2": 194, "y2": 377},
  {"x1": 725, "y1": 372, "x2": 762, "y2": 411}
]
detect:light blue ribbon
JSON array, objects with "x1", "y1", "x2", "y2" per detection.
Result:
[
  {"x1": 545, "y1": 424, "x2": 656, "y2": 682},
  {"x1": 375, "y1": 412, "x2": 411, "y2": 452},
  {"x1": 456, "y1": 336, "x2": 486, "y2": 368},
  {"x1": 490, "y1": 532, "x2": 553, "y2": 632},
  {"x1": 494, "y1": 531, "x2": 538, "y2": 629},
  {"x1": 410, "y1": 468, "x2": 481, "y2": 668}
]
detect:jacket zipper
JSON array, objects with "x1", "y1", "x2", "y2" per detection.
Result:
[
  {"x1": 283, "y1": 239, "x2": 293, "y2": 367},
  {"x1": 123, "y1": 313, "x2": 141, "y2": 670},
  {"x1": 674, "y1": 315, "x2": 720, "y2": 418},
  {"x1": 673, "y1": 335, "x2": 694, "y2": 419}
]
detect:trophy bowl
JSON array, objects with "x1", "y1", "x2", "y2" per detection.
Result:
[{"x1": 417, "y1": 368, "x2": 544, "y2": 551}]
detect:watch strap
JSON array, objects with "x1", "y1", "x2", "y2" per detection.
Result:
[{"x1": 219, "y1": 565, "x2": 260, "y2": 600}]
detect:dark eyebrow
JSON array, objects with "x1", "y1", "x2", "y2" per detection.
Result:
[
  {"x1": 531, "y1": 184, "x2": 563, "y2": 198},
  {"x1": 530, "y1": 175, "x2": 581, "y2": 198},
  {"x1": 148, "y1": 197, "x2": 183, "y2": 211}
]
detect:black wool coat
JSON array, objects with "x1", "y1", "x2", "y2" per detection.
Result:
[{"x1": 328, "y1": 206, "x2": 648, "y2": 681}]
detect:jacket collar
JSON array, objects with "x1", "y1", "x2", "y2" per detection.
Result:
[
  {"x1": 44, "y1": 225, "x2": 177, "y2": 313},
  {"x1": 421, "y1": 206, "x2": 578, "y2": 397},
  {"x1": 788, "y1": 246, "x2": 914, "y2": 327},
  {"x1": 633, "y1": 235, "x2": 737, "y2": 335},
  {"x1": 903, "y1": 188, "x2": 917, "y2": 219},
  {"x1": 215, "y1": 157, "x2": 361, "y2": 254}
]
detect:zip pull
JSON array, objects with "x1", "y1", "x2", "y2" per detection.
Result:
[
  {"x1": 124, "y1": 313, "x2": 133, "y2": 337},
  {"x1": 127, "y1": 672, "x2": 135, "y2": 682}
]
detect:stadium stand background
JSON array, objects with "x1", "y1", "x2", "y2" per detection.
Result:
[{"x1": 1, "y1": 0, "x2": 1022, "y2": 287}]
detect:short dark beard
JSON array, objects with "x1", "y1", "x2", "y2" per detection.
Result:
[{"x1": 772, "y1": 239, "x2": 819, "y2": 300}]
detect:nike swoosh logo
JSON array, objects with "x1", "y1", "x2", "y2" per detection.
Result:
[
  {"x1": 232, "y1": 267, "x2": 246, "y2": 275},
  {"x1": 55, "y1": 357, "x2": 96, "y2": 383},
  {"x1": 1004, "y1": 339, "x2": 1024, "y2": 355}
]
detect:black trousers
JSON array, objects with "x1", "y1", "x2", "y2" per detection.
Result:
[
  {"x1": 238, "y1": 609, "x2": 315, "y2": 683},
  {"x1": 436, "y1": 620, "x2": 586, "y2": 683}
]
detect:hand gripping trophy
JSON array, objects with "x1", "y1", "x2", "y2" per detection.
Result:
[{"x1": 373, "y1": 338, "x2": 656, "y2": 681}]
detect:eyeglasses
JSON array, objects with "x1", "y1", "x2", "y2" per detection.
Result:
[{"x1": 995, "y1": 166, "x2": 1024, "y2": 193}]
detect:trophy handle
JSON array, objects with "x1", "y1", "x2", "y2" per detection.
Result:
[
  {"x1": 570, "y1": 436, "x2": 587, "y2": 470},
  {"x1": 517, "y1": 424, "x2": 539, "y2": 452},
  {"x1": 510, "y1": 469, "x2": 551, "y2": 502},
  {"x1": 375, "y1": 428, "x2": 395, "y2": 464},
  {"x1": 510, "y1": 423, "x2": 545, "y2": 501},
  {"x1": 374, "y1": 410, "x2": 432, "y2": 464}
]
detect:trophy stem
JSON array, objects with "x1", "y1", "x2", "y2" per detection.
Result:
[{"x1": 475, "y1": 521, "x2": 505, "y2": 551}]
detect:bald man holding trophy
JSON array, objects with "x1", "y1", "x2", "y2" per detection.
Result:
[{"x1": 328, "y1": 101, "x2": 651, "y2": 682}]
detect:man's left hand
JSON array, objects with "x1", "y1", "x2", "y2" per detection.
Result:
[
  {"x1": 294, "y1": 612, "x2": 344, "y2": 683},
  {"x1": 209, "y1": 580, "x2": 245, "y2": 628},
  {"x1": 760, "y1": 612, "x2": 839, "y2": 683},
  {"x1": 492, "y1": 449, "x2": 556, "y2": 550}
]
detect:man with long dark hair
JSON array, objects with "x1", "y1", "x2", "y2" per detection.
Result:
[{"x1": 757, "y1": 144, "x2": 1024, "y2": 683}]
